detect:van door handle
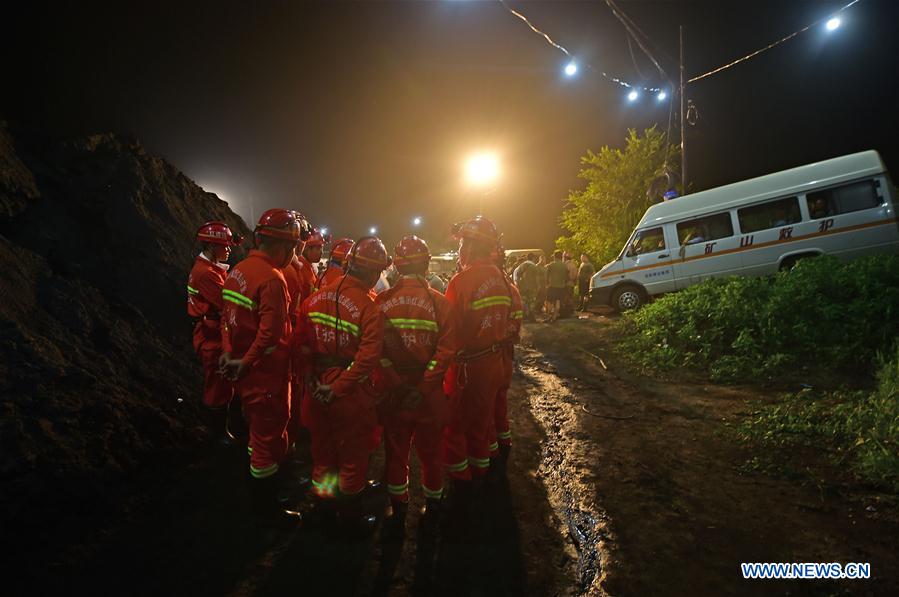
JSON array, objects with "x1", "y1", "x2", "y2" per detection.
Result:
[{"x1": 658, "y1": 253, "x2": 669, "y2": 259}]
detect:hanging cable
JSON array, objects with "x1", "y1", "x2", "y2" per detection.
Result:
[
  {"x1": 688, "y1": 0, "x2": 863, "y2": 83},
  {"x1": 497, "y1": 0, "x2": 662, "y2": 92},
  {"x1": 604, "y1": 0, "x2": 672, "y2": 86}
]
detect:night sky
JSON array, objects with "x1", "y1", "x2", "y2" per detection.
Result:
[{"x1": 3, "y1": 0, "x2": 898, "y2": 252}]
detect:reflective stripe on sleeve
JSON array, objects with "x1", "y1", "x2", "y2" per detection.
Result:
[
  {"x1": 187, "y1": 285, "x2": 199, "y2": 296},
  {"x1": 511, "y1": 310, "x2": 524, "y2": 320}
]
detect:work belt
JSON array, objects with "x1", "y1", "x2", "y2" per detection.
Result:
[
  {"x1": 313, "y1": 354, "x2": 354, "y2": 374},
  {"x1": 455, "y1": 339, "x2": 513, "y2": 363}
]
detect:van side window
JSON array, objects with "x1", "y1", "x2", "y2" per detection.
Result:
[
  {"x1": 628, "y1": 227, "x2": 665, "y2": 256},
  {"x1": 806, "y1": 180, "x2": 880, "y2": 218},
  {"x1": 676, "y1": 212, "x2": 734, "y2": 246},
  {"x1": 737, "y1": 196, "x2": 801, "y2": 233}
]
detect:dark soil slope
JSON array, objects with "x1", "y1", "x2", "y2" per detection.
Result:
[{"x1": 0, "y1": 121, "x2": 248, "y2": 574}]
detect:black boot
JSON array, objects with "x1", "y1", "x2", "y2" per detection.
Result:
[
  {"x1": 227, "y1": 398, "x2": 248, "y2": 443},
  {"x1": 248, "y1": 474, "x2": 303, "y2": 531},
  {"x1": 382, "y1": 500, "x2": 408, "y2": 540},
  {"x1": 273, "y1": 464, "x2": 311, "y2": 504},
  {"x1": 419, "y1": 497, "x2": 442, "y2": 536},
  {"x1": 306, "y1": 494, "x2": 338, "y2": 528},
  {"x1": 338, "y1": 492, "x2": 377, "y2": 538},
  {"x1": 200, "y1": 406, "x2": 234, "y2": 446},
  {"x1": 441, "y1": 479, "x2": 472, "y2": 539}
]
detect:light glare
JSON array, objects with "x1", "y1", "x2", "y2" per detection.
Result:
[
  {"x1": 564, "y1": 62, "x2": 577, "y2": 77},
  {"x1": 657, "y1": 90, "x2": 667, "y2": 101},
  {"x1": 412, "y1": 217, "x2": 422, "y2": 226},
  {"x1": 826, "y1": 17, "x2": 840, "y2": 31},
  {"x1": 369, "y1": 226, "x2": 377, "y2": 235},
  {"x1": 627, "y1": 90, "x2": 639, "y2": 101},
  {"x1": 464, "y1": 152, "x2": 500, "y2": 186}
]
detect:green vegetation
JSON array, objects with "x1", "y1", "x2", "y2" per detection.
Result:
[
  {"x1": 738, "y1": 348, "x2": 899, "y2": 492},
  {"x1": 557, "y1": 127, "x2": 678, "y2": 265},
  {"x1": 617, "y1": 253, "x2": 899, "y2": 491},
  {"x1": 619, "y1": 254, "x2": 899, "y2": 381}
]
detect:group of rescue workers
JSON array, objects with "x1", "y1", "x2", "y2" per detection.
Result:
[{"x1": 187, "y1": 209, "x2": 522, "y2": 537}]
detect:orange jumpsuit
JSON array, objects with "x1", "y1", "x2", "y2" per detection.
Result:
[
  {"x1": 376, "y1": 275, "x2": 456, "y2": 504},
  {"x1": 317, "y1": 262, "x2": 344, "y2": 290},
  {"x1": 442, "y1": 260, "x2": 513, "y2": 480},
  {"x1": 187, "y1": 254, "x2": 234, "y2": 409},
  {"x1": 282, "y1": 256, "x2": 306, "y2": 447},
  {"x1": 298, "y1": 275, "x2": 384, "y2": 497},
  {"x1": 490, "y1": 277, "x2": 522, "y2": 456},
  {"x1": 297, "y1": 254, "x2": 318, "y2": 298},
  {"x1": 221, "y1": 250, "x2": 293, "y2": 480}
]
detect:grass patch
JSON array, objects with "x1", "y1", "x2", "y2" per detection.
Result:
[
  {"x1": 737, "y1": 347, "x2": 899, "y2": 492},
  {"x1": 617, "y1": 254, "x2": 899, "y2": 382}
]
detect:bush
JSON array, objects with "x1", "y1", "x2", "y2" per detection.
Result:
[
  {"x1": 618, "y1": 254, "x2": 899, "y2": 381},
  {"x1": 737, "y1": 346, "x2": 899, "y2": 492}
]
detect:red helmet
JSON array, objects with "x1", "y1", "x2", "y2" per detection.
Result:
[
  {"x1": 394, "y1": 235, "x2": 430, "y2": 267},
  {"x1": 305, "y1": 228, "x2": 326, "y2": 247},
  {"x1": 348, "y1": 237, "x2": 392, "y2": 272},
  {"x1": 452, "y1": 215, "x2": 500, "y2": 245},
  {"x1": 289, "y1": 211, "x2": 313, "y2": 241},
  {"x1": 197, "y1": 221, "x2": 240, "y2": 246},
  {"x1": 255, "y1": 209, "x2": 302, "y2": 241},
  {"x1": 330, "y1": 237, "x2": 354, "y2": 263}
]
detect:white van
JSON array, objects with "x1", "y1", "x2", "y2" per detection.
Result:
[{"x1": 590, "y1": 150, "x2": 899, "y2": 311}]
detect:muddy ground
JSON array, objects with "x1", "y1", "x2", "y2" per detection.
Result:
[{"x1": 10, "y1": 313, "x2": 899, "y2": 596}]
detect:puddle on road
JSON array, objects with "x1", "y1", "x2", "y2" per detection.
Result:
[{"x1": 517, "y1": 348, "x2": 614, "y2": 595}]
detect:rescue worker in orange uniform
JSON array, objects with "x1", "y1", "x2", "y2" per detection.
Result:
[
  {"x1": 298, "y1": 228, "x2": 326, "y2": 298},
  {"x1": 187, "y1": 221, "x2": 242, "y2": 441},
  {"x1": 442, "y1": 216, "x2": 513, "y2": 504},
  {"x1": 317, "y1": 237, "x2": 354, "y2": 289},
  {"x1": 376, "y1": 236, "x2": 456, "y2": 534},
  {"x1": 283, "y1": 212, "x2": 313, "y2": 454},
  {"x1": 489, "y1": 244, "x2": 523, "y2": 470},
  {"x1": 298, "y1": 236, "x2": 389, "y2": 534},
  {"x1": 220, "y1": 208, "x2": 303, "y2": 529}
]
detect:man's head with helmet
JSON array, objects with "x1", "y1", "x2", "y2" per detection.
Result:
[
  {"x1": 196, "y1": 221, "x2": 243, "y2": 263},
  {"x1": 347, "y1": 236, "x2": 392, "y2": 289},
  {"x1": 451, "y1": 215, "x2": 500, "y2": 268},
  {"x1": 254, "y1": 209, "x2": 304, "y2": 269}
]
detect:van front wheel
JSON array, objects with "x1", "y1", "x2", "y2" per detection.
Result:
[{"x1": 612, "y1": 285, "x2": 645, "y2": 312}]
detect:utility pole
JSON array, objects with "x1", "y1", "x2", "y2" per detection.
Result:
[{"x1": 679, "y1": 25, "x2": 687, "y2": 192}]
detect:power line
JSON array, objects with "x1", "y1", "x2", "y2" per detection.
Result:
[
  {"x1": 688, "y1": 0, "x2": 863, "y2": 83},
  {"x1": 497, "y1": 0, "x2": 662, "y2": 92}
]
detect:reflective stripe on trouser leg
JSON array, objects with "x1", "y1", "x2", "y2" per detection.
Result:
[
  {"x1": 332, "y1": 387, "x2": 377, "y2": 495},
  {"x1": 240, "y1": 382, "x2": 290, "y2": 481},
  {"x1": 304, "y1": 384, "x2": 339, "y2": 496},
  {"x1": 312, "y1": 466, "x2": 339, "y2": 498},
  {"x1": 412, "y1": 402, "x2": 446, "y2": 501},
  {"x1": 443, "y1": 403, "x2": 471, "y2": 481},
  {"x1": 495, "y1": 356, "x2": 512, "y2": 448},
  {"x1": 460, "y1": 355, "x2": 501, "y2": 478},
  {"x1": 385, "y1": 420, "x2": 413, "y2": 503}
]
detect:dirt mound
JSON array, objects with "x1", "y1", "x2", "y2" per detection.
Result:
[{"x1": 0, "y1": 121, "x2": 249, "y2": 556}]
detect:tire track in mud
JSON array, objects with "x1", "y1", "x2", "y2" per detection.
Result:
[{"x1": 516, "y1": 346, "x2": 617, "y2": 595}]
